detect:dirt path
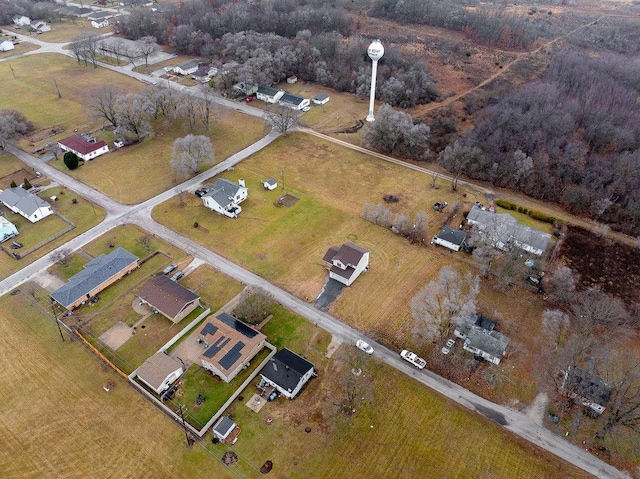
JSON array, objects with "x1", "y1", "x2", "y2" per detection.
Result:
[{"x1": 526, "y1": 392, "x2": 550, "y2": 426}]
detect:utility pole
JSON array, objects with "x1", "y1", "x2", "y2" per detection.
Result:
[
  {"x1": 178, "y1": 404, "x2": 192, "y2": 447},
  {"x1": 51, "y1": 304, "x2": 65, "y2": 342},
  {"x1": 54, "y1": 78, "x2": 62, "y2": 99},
  {"x1": 8, "y1": 63, "x2": 16, "y2": 79}
]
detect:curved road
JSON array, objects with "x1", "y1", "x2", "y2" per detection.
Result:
[{"x1": 0, "y1": 33, "x2": 632, "y2": 479}]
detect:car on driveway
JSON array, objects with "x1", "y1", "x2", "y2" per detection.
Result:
[
  {"x1": 441, "y1": 338, "x2": 455, "y2": 355},
  {"x1": 163, "y1": 264, "x2": 177, "y2": 275},
  {"x1": 170, "y1": 270, "x2": 184, "y2": 281},
  {"x1": 356, "y1": 339, "x2": 374, "y2": 355}
]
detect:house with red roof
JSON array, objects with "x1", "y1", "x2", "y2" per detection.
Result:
[{"x1": 58, "y1": 134, "x2": 109, "y2": 161}]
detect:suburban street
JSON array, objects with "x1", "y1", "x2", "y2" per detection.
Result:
[{"x1": 0, "y1": 31, "x2": 632, "y2": 479}]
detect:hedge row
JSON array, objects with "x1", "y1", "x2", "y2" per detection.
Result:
[{"x1": 494, "y1": 199, "x2": 559, "y2": 224}]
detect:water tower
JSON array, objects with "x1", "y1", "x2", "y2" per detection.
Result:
[{"x1": 366, "y1": 40, "x2": 384, "y2": 122}]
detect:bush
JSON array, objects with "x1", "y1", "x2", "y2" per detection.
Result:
[
  {"x1": 63, "y1": 151, "x2": 79, "y2": 170},
  {"x1": 10, "y1": 180, "x2": 17, "y2": 188}
]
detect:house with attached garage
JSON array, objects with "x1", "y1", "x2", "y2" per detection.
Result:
[
  {"x1": 431, "y1": 226, "x2": 467, "y2": 252},
  {"x1": 58, "y1": 134, "x2": 109, "y2": 161},
  {"x1": 197, "y1": 313, "x2": 267, "y2": 383},
  {"x1": 467, "y1": 204, "x2": 551, "y2": 256},
  {"x1": 0, "y1": 187, "x2": 53, "y2": 223},
  {"x1": 562, "y1": 366, "x2": 611, "y2": 416},
  {"x1": 201, "y1": 178, "x2": 248, "y2": 218},
  {"x1": 50, "y1": 247, "x2": 139, "y2": 310},
  {"x1": 278, "y1": 92, "x2": 310, "y2": 110},
  {"x1": 322, "y1": 242, "x2": 370, "y2": 286},
  {"x1": 0, "y1": 40, "x2": 15, "y2": 52},
  {"x1": 136, "y1": 275, "x2": 200, "y2": 324},
  {"x1": 135, "y1": 352, "x2": 184, "y2": 395},
  {"x1": 256, "y1": 86, "x2": 285, "y2": 104},
  {"x1": 172, "y1": 60, "x2": 201, "y2": 76},
  {"x1": 0, "y1": 216, "x2": 18, "y2": 242},
  {"x1": 260, "y1": 348, "x2": 315, "y2": 400}
]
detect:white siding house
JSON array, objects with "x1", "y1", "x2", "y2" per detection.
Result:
[
  {"x1": 431, "y1": 226, "x2": 467, "y2": 252},
  {"x1": 135, "y1": 353, "x2": 184, "y2": 395},
  {"x1": 201, "y1": 179, "x2": 248, "y2": 218},
  {"x1": 0, "y1": 187, "x2": 53, "y2": 223},
  {"x1": 278, "y1": 93, "x2": 310, "y2": 110},
  {"x1": 322, "y1": 242, "x2": 369, "y2": 286},
  {"x1": 260, "y1": 348, "x2": 315, "y2": 399},
  {"x1": 256, "y1": 86, "x2": 285, "y2": 104},
  {"x1": 0, "y1": 40, "x2": 15, "y2": 52},
  {"x1": 58, "y1": 134, "x2": 109, "y2": 161}
]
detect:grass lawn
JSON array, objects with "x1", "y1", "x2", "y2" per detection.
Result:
[
  {"x1": 180, "y1": 264, "x2": 245, "y2": 313},
  {"x1": 55, "y1": 110, "x2": 268, "y2": 204},
  {"x1": 0, "y1": 185, "x2": 105, "y2": 277},
  {"x1": 261, "y1": 304, "x2": 332, "y2": 357},
  {"x1": 0, "y1": 152, "x2": 25, "y2": 179},
  {"x1": 10, "y1": 18, "x2": 98, "y2": 43},
  {"x1": 0, "y1": 54, "x2": 143, "y2": 148},
  {"x1": 47, "y1": 252, "x2": 87, "y2": 281},
  {"x1": 0, "y1": 284, "x2": 237, "y2": 479},
  {"x1": 201, "y1": 343, "x2": 591, "y2": 479}
]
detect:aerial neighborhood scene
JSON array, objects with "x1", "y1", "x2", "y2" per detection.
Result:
[{"x1": 2, "y1": 0, "x2": 640, "y2": 477}]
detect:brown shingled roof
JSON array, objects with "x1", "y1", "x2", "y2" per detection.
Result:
[{"x1": 137, "y1": 275, "x2": 199, "y2": 321}]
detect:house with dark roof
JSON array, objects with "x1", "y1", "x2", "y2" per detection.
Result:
[
  {"x1": 201, "y1": 178, "x2": 248, "y2": 218},
  {"x1": 256, "y1": 86, "x2": 284, "y2": 104},
  {"x1": 562, "y1": 366, "x2": 611, "y2": 416},
  {"x1": 431, "y1": 226, "x2": 467, "y2": 252},
  {"x1": 0, "y1": 187, "x2": 53, "y2": 223},
  {"x1": 260, "y1": 348, "x2": 315, "y2": 399},
  {"x1": 467, "y1": 205, "x2": 551, "y2": 256},
  {"x1": 312, "y1": 93, "x2": 330, "y2": 105},
  {"x1": 278, "y1": 93, "x2": 310, "y2": 110},
  {"x1": 58, "y1": 134, "x2": 109, "y2": 161},
  {"x1": 50, "y1": 247, "x2": 139, "y2": 310},
  {"x1": 212, "y1": 416, "x2": 240, "y2": 444},
  {"x1": 191, "y1": 65, "x2": 217, "y2": 83},
  {"x1": 0, "y1": 216, "x2": 18, "y2": 242},
  {"x1": 197, "y1": 313, "x2": 266, "y2": 383},
  {"x1": 137, "y1": 275, "x2": 200, "y2": 324},
  {"x1": 136, "y1": 352, "x2": 183, "y2": 394},
  {"x1": 322, "y1": 242, "x2": 369, "y2": 286},
  {"x1": 454, "y1": 314, "x2": 495, "y2": 339},
  {"x1": 462, "y1": 326, "x2": 509, "y2": 364}
]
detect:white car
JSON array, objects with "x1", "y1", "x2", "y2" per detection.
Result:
[
  {"x1": 302, "y1": 106, "x2": 311, "y2": 112},
  {"x1": 441, "y1": 338, "x2": 455, "y2": 355},
  {"x1": 356, "y1": 339, "x2": 374, "y2": 355}
]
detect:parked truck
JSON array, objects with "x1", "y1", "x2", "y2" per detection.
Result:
[{"x1": 400, "y1": 350, "x2": 426, "y2": 369}]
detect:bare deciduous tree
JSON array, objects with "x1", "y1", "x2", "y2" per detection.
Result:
[
  {"x1": 171, "y1": 135, "x2": 214, "y2": 179},
  {"x1": 264, "y1": 104, "x2": 297, "y2": 135},
  {"x1": 115, "y1": 93, "x2": 154, "y2": 140},
  {"x1": 571, "y1": 288, "x2": 628, "y2": 328},
  {"x1": 231, "y1": 288, "x2": 275, "y2": 325},
  {"x1": 362, "y1": 104, "x2": 430, "y2": 159},
  {"x1": 545, "y1": 266, "x2": 577, "y2": 304},
  {"x1": 51, "y1": 248, "x2": 72, "y2": 267},
  {"x1": 89, "y1": 85, "x2": 122, "y2": 129},
  {"x1": 137, "y1": 36, "x2": 159, "y2": 66},
  {"x1": 0, "y1": 108, "x2": 35, "y2": 148},
  {"x1": 70, "y1": 32, "x2": 101, "y2": 67},
  {"x1": 411, "y1": 266, "x2": 479, "y2": 344},
  {"x1": 437, "y1": 140, "x2": 482, "y2": 191}
]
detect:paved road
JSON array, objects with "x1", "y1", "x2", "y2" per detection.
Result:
[{"x1": 0, "y1": 34, "x2": 632, "y2": 479}]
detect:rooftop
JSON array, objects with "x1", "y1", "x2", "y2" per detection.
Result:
[
  {"x1": 202, "y1": 178, "x2": 244, "y2": 208},
  {"x1": 0, "y1": 187, "x2": 51, "y2": 217},
  {"x1": 136, "y1": 353, "x2": 182, "y2": 391},
  {"x1": 465, "y1": 325, "x2": 509, "y2": 360},
  {"x1": 565, "y1": 366, "x2": 612, "y2": 406},
  {"x1": 58, "y1": 135, "x2": 107, "y2": 156},
  {"x1": 260, "y1": 348, "x2": 314, "y2": 393},
  {"x1": 279, "y1": 92, "x2": 306, "y2": 106},
  {"x1": 137, "y1": 275, "x2": 199, "y2": 321},
  {"x1": 313, "y1": 92, "x2": 330, "y2": 101},
  {"x1": 434, "y1": 226, "x2": 467, "y2": 246}
]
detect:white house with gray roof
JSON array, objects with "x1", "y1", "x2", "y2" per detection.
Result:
[
  {"x1": 50, "y1": 247, "x2": 138, "y2": 310},
  {"x1": 256, "y1": 86, "x2": 284, "y2": 103},
  {"x1": 172, "y1": 60, "x2": 201, "y2": 76},
  {"x1": 0, "y1": 187, "x2": 53, "y2": 223},
  {"x1": 431, "y1": 226, "x2": 467, "y2": 252},
  {"x1": 278, "y1": 93, "x2": 310, "y2": 110},
  {"x1": 135, "y1": 352, "x2": 183, "y2": 395},
  {"x1": 457, "y1": 315, "x2": 509, "y2": 365},
  {"x1": 467, "y1": 205, "x2": 551, "y2": 256},
  {"x1": 201, "y1": 178, "x2": 248, "y2": 218}
]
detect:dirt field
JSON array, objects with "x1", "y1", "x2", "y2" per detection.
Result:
[{"x1": 558, "y1": 226, "x2": 640, "y2": 307}]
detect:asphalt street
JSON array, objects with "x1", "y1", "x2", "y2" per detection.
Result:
[{"x1": 0, "y1": 32, "x2": 631, "y2": 479}]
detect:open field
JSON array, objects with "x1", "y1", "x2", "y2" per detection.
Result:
[
  {"x1": 58, "y1": 110, "x2": 267, "y2": 204},
  {"x1": 0, "y1": 53, "x2": 143, "y2": 148},
  {"x1": 180, "y1": 264, "x2": 244, "y2": 312},
  {"x1": 0, "y1": 285, "x2": 238, "y2": 479},
  {"x1": 0, "y1": 185, "x2": 105, "y2": 278},
  {"x1": 153, "y1": 132, "x2": 553, "y2": 404}
]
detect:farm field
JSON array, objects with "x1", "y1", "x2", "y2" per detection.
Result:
[
  {"x1": 152, "y1": 132, "x2": 550, "y2": 403},
  {"x1": 0, "y1": 283, "x2": 590, "y2": 479}
]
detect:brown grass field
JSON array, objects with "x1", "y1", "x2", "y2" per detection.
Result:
[
  {"x1": 0, "y1": 284, "x2": 591, "y2": 479},
  {"x1": 3, "y1": 18, "x2": 98, "y2": 43},
  {"x1": 152, "y1": 132, "x2": 553, "y2": 404}
]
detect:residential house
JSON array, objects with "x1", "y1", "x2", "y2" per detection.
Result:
[
  {"x1": 137, "y1": 275, "x2": 200, "y2": 324},
  {"x1": 0, "y1": 40, "x2": 16, "y2": 52},
  {"x1": 197, "y1": 313, "x2": 266, "y2": 383},
  {"x1": 322, "y1": 242, "x2": 370, "y2": 286},
  {"x1": 261, "y1": 178, "x2": 278, "y2": 190},
  {"x1": 456, "y1": 315, "x2": 508, "y2": 365},
  {"x1": 256, "y1": 86, "x2": 284, "y2": 104},
  {"x1": 58, "y1": 134, "x2": 109, "y2": 161},
  {"x1": 467, "y1": 205, "x2": 551, "y2": 256},
  {"x1": 260, "y1": 348, "x2": 315, "y2": 399},
  {"x1": 91, "y1": 19, "x2": 110, "y2": 28},
  {"x1": 172, "y1": 60, "x2": 201, "y2": 76},
  {"x1": 278, "y1": 93, "x2": 310, "y2": 110},
  {"x1": 562, "y1": 366, "x2": 611, "y2": 416},
  {"x1": 201, "y1": 178, "x2": 248, "y2": 218},
  {"x1": 50, "y1": 247, "x2": 139, "y2": 310},
  {"x1": 312, "y1": 93, "x2": 330, "y2": 105},
  {"x1": 0, "y1": 187, "x2": 53, "y2": 223},
  {"x1": 213, "y1": 416, "x2": 240, "y2": 444},
  {"x1": 135, "y1": 352, "x2": 183, "y2": 394},
  {"x1": 65, "y1": 6, "x2": 93, "y2": 17},
  {"x1": 0, "y1": 216, "x2": 18, "y2": 242},
  {"x1": 30, "y1": 20, "x2": 51, "y2": 32},
  {"x1": 431, "y1": 226, "x2": 467, "y2": 252},
  {"x1": 191, "y1": 65, "x2": 217, "y2": 83},
  {"x1": 232, "y1": 82, "x2": 258, "y2": 96},
  {"x1": 88, "y1": 11, "x2": 113, "y2": 28},
  {"x1": 13, "y1": 16, "x2": 31, "y2": 27}
]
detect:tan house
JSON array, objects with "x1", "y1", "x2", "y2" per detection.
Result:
[
  {"x1": 137, "y1": 275, "x2": 200, "y2": 323},
  {"x1": 50, "y1": 248, "x2": 138, "y2": 310},
  {"x1": 197, "y1": 313, "x2": 266, "y2": 383},
  {"x1": 136, "y1": 352, "x2": 184, "y2": 395}
]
